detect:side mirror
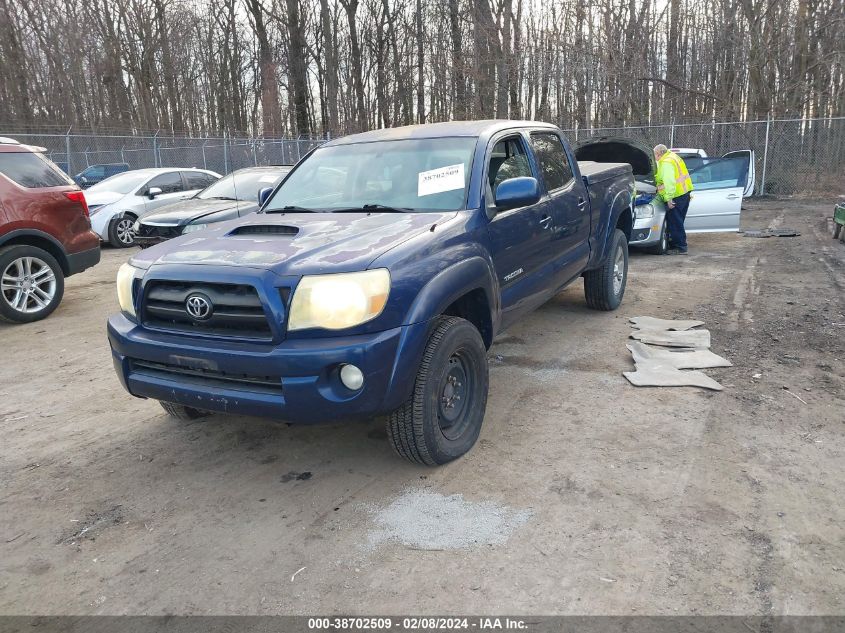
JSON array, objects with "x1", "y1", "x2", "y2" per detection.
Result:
[
  {"x1": 494, "y1": 177, "x2": 541, "y2": 211},
  {"x1": 147, "y1": 187, "x2": 163, "y2": 199},
  {"x1": 258, "y1": 187, "x2": 273, "y2": 207}
]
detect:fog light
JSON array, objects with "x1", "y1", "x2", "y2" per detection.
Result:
[{"x1": 339, "y1": 364, "x2": 364, "y2": 390}]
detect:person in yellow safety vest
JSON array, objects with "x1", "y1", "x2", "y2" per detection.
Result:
[{"x1": 653, "y1": 144, "x2": 694, "y2": 254}]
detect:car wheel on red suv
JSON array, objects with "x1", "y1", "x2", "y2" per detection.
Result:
[
  {"x1": 0, "y1": 137, "x2": 100, "y2": 323},
  {"x1": 0, "y1": 244, "x2": 65, "y2": 323}
]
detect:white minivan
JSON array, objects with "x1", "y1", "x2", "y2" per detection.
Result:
[{"x1": 85, "y1": 168, "x2": 221, "y2": 247}]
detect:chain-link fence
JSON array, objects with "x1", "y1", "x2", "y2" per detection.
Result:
[
  {"x1": 4, "y1": 117, "x2": 844, "y2": 195},
  {"x1": 563, "y1": 116, "x2": 845, "y2": 196},
  {"x1": 3, "y1": 132, "x2": 327, "y2": 180}
]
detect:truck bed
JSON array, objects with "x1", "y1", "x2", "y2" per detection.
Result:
[{"x1": 577, "y1": 161, "x2": 632, "y2": 186}]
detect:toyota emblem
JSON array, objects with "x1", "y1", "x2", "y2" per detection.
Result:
[{"x1": 185, "y1": 293, "x2": 213, "y2": 320}]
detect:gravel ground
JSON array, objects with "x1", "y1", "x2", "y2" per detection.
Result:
[{"x1": 0, "y1": 198, "x2": 843, "y2": 615}]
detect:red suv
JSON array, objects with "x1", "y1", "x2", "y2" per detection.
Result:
[{"x1": 0, "y1": 138, "x2": 100, "y2": 323}]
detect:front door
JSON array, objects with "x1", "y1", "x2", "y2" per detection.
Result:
[
  {"x1": 722, "y1": 150, "x2": 755, "y2": 197},
  {"x1": 485, "y1": 134, "x2": 556, "y2": 327},
  {"x1": 686, "y1": 155, "x2": 751, "y2": 232},
  {"x1": 142, "y1": 171, "x2": 190, "y2": 213}
]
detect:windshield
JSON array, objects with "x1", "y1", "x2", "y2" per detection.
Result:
[
  {"x1": 87, "y1": 171, "x2": 150, "y2": 195},
  {"x1": 263, "y1": 137, "x2": 476, "y2": 212},
  {"x1": 198, "y1": 169, "x2": 287, "y2": 202}
]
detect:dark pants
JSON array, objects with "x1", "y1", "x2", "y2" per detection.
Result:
[{"x1": 666, "y1": 192, "x2": 691, "y2": 251}]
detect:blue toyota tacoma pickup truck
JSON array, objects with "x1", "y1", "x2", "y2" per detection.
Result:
[{"x1": 109, "y1": 120, "x2": 634, "y2": 465}]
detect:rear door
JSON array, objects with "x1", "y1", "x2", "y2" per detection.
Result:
[
  {"x1": 528, "y1": 131, "x2": 591, "y2": 287},
  {"x1": 722, "y1": 150, "x2": 755, "y2": 197},
  {"x1": 485, "y1": 133, "x2": 556, "y2": 326},
  {"x1": 685, "y1": 157, "x2": 748, "y2": 232}
]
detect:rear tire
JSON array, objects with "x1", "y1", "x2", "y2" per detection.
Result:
[
  {"x1": 0, "y1": 245, "x2": 65, "y2": 324},
  {"x1": 648, "y1": 219, "x2": 669, "y2": 255},
  {"x1": 108, "y1": 214, "x2": 137, "y2": 248},
  {"x1": 387, "y1": 316, "x2": 489, "y2": 466},
  {"x1": 159, "y1": 401, "x2": 210, "y2": 420},
  {"x1": 584, "y1": 228, "x2": 628, "y2": 311}
]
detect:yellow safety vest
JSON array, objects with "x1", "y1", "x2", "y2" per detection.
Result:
[{"x1": 655, "y1": 151, "x2": 693, "y2": 202}]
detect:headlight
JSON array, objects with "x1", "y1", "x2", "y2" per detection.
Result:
[
  {"x1": 116, "y1": 263, "x2": 141, "y2": 317},
  {"x1": 182, "y1": 223, "x2": 207, "y2": 233},
  {"x1": 635, "y1": 203, "x2": 655, "y2": 219},
  {"x1": 288, "y1": 269, "x2": 390, "y2": 331}
]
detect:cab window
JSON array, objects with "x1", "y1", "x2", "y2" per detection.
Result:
[
  {"x1": 488, "y1": 137, "x2": 533, "y2": 197},
  {"x1": 530, "y1": 133, "x2": 574, "y2": 191}
]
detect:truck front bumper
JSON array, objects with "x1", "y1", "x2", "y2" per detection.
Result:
[{"x1": 107, "y1": 314, "x2": 430, "y2": 423}]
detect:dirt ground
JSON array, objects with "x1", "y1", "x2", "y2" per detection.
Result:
[{"x1": 1, "y1": 198, "x2": 843, "y2": 616}]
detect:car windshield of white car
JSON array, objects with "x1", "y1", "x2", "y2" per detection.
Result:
[{"x1": 87, "y1": 172, "x2": 151, "y2": 195}]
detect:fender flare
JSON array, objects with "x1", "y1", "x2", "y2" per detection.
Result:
[
  {"x1": 0, "y1": 228, "x2": 70, "y2": 274},
  {"x1": 596, "y1": 188, "x2": 634, "y2": 265},
  {"x1": 403, "y1": 255, "x2": 499, "y2": 333}
]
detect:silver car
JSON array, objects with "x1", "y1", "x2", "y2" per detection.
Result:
[
  {"x1": 575, "y1": 138, "x2": 755, "y2": 254},
  {"x1": 85, "y1": 168, "x2": 221, "y2": 247}
]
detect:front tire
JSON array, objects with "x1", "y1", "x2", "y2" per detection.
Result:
[
  {"x1": 387, "y1": 316, "x2": 489, "y2": 466},
  {"x1": 584, "y1": 228, "x2": 628, "y2": 311},
  {"x1": 159, "y1": 401, "x2": 210, "y2": 420},
  {"x1": 108, "y1": 215, "x2": 137, "y2": 248},
  {"x1": 0, "y1": 245, "x2": 65, "y2": 323}
]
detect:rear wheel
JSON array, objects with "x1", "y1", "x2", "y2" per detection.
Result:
[
  {"x1": 387, "y1": 316, "x2": 489, "y2": 466},
  {"x1": 159, "y1": 401, "x2": 211, "y2": 420},
  {"x1": 584, "y1": 228, "x2": 628, "y2": 311},
  {"x1": 648, "y1": 219, "x2": 669, "y2": 255},
  {"x1": 0, "y1": 245, "x2": 65, "y2": 323},
  {"x1": 108, "y1": 214, "x2": 137, "y2": 248}
]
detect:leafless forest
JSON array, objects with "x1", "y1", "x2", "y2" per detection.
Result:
[{"x1": 0, "y1": 0, "x2": 843, "y2": 136}]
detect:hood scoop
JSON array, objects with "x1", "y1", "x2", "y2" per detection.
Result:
[{"x1": 228, "y1": 225, "x2": 299, "y2": 237}]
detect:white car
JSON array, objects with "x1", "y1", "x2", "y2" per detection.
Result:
[
  {"x1": 575, "y1": 138, "x2": 755, "y2": 254},
  {"x1": 85, "y1": 168, "x2": 221, "y2": 247}
]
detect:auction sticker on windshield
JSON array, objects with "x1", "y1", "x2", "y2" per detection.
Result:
[{"x1": 418, "y1": 163, "x2": 465, "y2": 197}]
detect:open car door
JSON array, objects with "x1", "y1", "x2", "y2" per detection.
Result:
[
  {"x1": 722, "y1": 150, "x2": 755, "y2": 197},
  {"x1": 685, "y1": 156, "x2": 749, "y2": 232}
]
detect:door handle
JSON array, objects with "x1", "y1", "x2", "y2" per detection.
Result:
[
  {"x1": 539, "y1": 215, "x2": 553, "y2": 229},
  {"x1": 577, "y1": 197, "x2": 587, "y2": 207},
  {"x1": 726, "y1": 194, "x2": 740, "y2": 200}
]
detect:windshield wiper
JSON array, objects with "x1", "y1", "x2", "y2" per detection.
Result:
[
  {"x1": 206, "y1": 196, "x2": 239, "y2": 201},
  {"x1": 265, "y1": 205, "x2": 320, "y2": 214},
  {"x1": 330, "y1": 204, "x2": 412, "y2": 213}
]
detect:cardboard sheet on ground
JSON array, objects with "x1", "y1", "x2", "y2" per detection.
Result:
[
  {"x1": 627, "y1": 341, "x2": 731, "y2": 369},
  {"x1": 623, "y1": 362, "x2": 724, "y2": 391},
  {"x1": 629, "y1": 329, "x2": 711, "y2": 349},
  {"x1": 629, "y1": 316, "x2": 704, "y2": 331}
]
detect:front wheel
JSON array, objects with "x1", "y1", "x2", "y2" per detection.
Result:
[
  {"x1": 584, "y1": 228, "x2": 628, "y2": 311},
  {"x1": 0, "y1": 245, "x2": 65, "y2": 323},
  {"x1": 108, "y1": 215, "x2": 137, "y2": 248},
  {"x1": 387, "y1": 316, "x2": 489, "y2": 466}
]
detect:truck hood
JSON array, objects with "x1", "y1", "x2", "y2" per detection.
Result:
[
  {"x1": 574, "y1": 137, "x2": 655, "y2": 179},
  {"x1": 132, "y1": 210, "x2": 457, "y2": 276},
  {"x1": 140, "y1": 198, "x2": 255, "y2": 226}
]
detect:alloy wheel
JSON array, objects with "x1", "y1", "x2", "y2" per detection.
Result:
[
  {"x1": 1, "y1": 256, "x2": 57, "y2": 314},
  {"x1": 116, "y1": 218, "x2": 136, "y2": 245}
]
